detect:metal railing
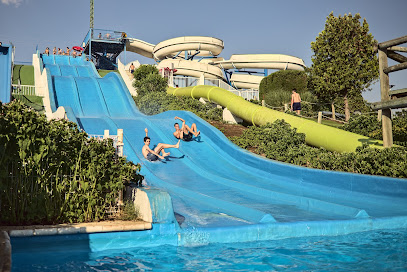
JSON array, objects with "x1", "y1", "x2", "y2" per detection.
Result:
[
  {"x1": 172, "y1": 76, "x2": 259, "y2": 100},
  {"x1": 230, "y1": 89, "x2": 259, "y2": 101},
  {"x1": 11, "y1": 84, "x2": 36, "y2": 96}
]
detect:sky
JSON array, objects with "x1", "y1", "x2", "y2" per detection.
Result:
[{"x1": 1, "y1": 0, "x2": 406, "y2": 102}]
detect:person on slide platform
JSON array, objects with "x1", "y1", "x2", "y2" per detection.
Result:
[
  {"x1": 142, "y1": 128, "x2": 180, "y2": 161},
  {"x1": 173, "y1": 116, "x2": 200, "y2": 141}
]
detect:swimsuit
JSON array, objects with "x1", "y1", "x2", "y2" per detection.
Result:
[
  {"x1": 293, "y1": 102, "x2": 301, "y2": 111},
  {"x1": 146, "y1": 153, "x2": 158, "y2": 161},
  {"x1": 182, "y1": 132, "x2": 193, "y2": 141}
]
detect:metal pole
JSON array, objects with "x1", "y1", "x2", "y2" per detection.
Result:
[{"x1": 90, "y1": 0, "x2": 94, "y2": 29}]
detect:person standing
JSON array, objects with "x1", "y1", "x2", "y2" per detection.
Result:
[{"x1": 291, "y1": 89, "x2": 301, "y2": 115}]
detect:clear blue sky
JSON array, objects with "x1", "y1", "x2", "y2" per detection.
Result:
[{"x1": 1, "y1": 0, "x2": 406, "y2": 102}]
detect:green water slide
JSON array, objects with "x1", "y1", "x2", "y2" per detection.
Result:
[{"x1": 167, "y1": 85, "x2": 383, "y2": 153}]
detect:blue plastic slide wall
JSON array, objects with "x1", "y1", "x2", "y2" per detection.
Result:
[
  {"x1": 0, "y1": 44, "x2": 12, "y2": 103},
  {"x1": 40, "y1": 54, "x2": 407, "y2": 247}
]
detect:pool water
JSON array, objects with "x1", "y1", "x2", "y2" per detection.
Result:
[{"x1": 12, "y1": 228, "x2": 407, "y2": 271}]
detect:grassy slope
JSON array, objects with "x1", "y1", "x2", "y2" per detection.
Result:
[
  {"x1": 98, "y1": 69, "x2": 118, "y2": 77},
  {"x1": 13, "y1": 65, "x2": 34, "y2": 85}
]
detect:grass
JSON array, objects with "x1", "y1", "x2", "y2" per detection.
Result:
[
  {"x1": 98, "y1": 69, "x2": 118, "y2": 77},
  {"x1": 13, "y1": 65, "x2": 34, "y2": 85},
  {"x1": 12, "y1": 95, "x2": 44, "y2": 113}
]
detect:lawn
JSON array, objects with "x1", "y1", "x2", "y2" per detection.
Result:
[{"x1": 13, "y1": 65, "x2": 34, "y2": 85}]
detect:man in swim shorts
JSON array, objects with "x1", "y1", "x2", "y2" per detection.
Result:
[
  {"x1": 173, "y1": 116, "x2": 200, "y2": 141},
  {"x1": 142, "y1": 128, "x2": 180, "y2": 161},
  {"x1": 291, "y1": 89, "x2": 301, "y2": 115}
]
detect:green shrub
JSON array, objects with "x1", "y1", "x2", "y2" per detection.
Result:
[
  {"x1": 132, "y1": 65, "x2": 168, "y2": 96},
  {"x1": 342, "y1": 115, "x2": 382, "y2": 139},
  {"x1": 259, "y1": 70, "x2": 308, "y2": 105},
  {"x1": 0, "y1": 100, "x2": 143, "y2": 225},
  {"x1": 230, "y1": 119, "x2": 407, "y2": 178},
  {"x1": 134, "y1": 91, "x2": 223, "y2": 121}
]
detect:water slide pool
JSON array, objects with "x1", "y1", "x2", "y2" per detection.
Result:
[
  {"x1": 0, "y1": 44, "x2": 12, "y2": 103},
  {"x1": 40, "y1": 54, "x2": 407, "y2": 246}
]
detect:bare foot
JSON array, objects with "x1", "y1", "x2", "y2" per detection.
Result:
[
  {"x1": 195, "y1": 131, "x2": 200, "y2": 137},
  {"x1": 162, "y1": 152, "x2": 170, "y2": 157},
  {"x1": 175, "y1": 140, "x2": 180, "y2": 148}
]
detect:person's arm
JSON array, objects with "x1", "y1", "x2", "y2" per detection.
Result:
[
  {"x1": 291, "y1": 94, "x2": 294, "y2": 110},
  {"x1": 145, "y1": 128, "x2": 148, "y2": 137},
  {"x1": 175, "y1": 116, "x2": 186, "y2": 129}
]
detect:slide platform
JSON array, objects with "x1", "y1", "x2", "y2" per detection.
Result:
[
  {"x1": 41, "y1": 54, "x2": 407, "y2": 246},
  {"x1": 0, "y1": 44, "x2": 13, "y2": 103}
]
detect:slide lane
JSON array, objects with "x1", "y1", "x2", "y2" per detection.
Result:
[
  {"x1": 43, "y1": 55, "x2": 407, "y2": 236},
  {"x1": 0, "y1": 44, "x2": 12, "y2": 103}
]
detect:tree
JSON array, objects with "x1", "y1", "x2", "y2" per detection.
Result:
[
  {"x1": 132, "y1": 65, "x2": 168, "y2": 96},
  {"x1": 309, "y1": 12, "x2": 379, "y2": 121}
]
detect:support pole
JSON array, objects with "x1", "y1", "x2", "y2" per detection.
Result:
[
  {"x1": 318, "y1": 112, "x2": 322, "y2": 124},
  {"x1": 331, "y1": 103, "x2": 336, "y2": 120},
  {"x1": 378, "y1": 49, "x2": 393, "y2": 147},
  {"x1": 377, "y1": 109, "x2": 382, "y2": 121}
]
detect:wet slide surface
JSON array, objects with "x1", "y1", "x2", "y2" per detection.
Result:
[
  {"x1": 42, "y1": 55, "x2": 407, "y2": 242},
  {"x1": 0, "y1": 44, "x2": 12, "y2": 103}
]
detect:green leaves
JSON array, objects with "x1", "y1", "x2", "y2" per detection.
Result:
[
  {"x1": 134, "y1": 91, "x2": 223, "y2": 121},
  {"x1": 0, "y1": 100, "x2": 143, "y2": 225},
  {"x1": 132, "y1": 65, "x2": 168, "y2": 96},
  {"x1": 309, "y1": 12, "x2": 379, "y2": 120},
  {"x1": 231, "y1": 119, "x2": 407, "y2": 178}
]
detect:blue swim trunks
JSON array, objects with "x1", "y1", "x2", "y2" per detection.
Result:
[
  {"x1": 293, "y1": 102, "x2": 301, "y2": 111},
  {"x1": 146, "y1": 153, "x2": 158, "y2": 161}
]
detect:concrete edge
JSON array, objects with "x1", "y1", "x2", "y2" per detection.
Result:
[{"x1": 2, "y1": 222, "x2": 152, "y2": 237}]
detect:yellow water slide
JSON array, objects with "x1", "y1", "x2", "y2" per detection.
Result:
[{"x1": 168, "y1": 85, "x2": 383, "y2": 153}]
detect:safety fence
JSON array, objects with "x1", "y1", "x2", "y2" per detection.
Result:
[
  {"x1": 11, "y1": 84, "x2": 36, "y2": 96},
  {"x1": 173, "y1": 76, "x2": 259, "y2": 100}
]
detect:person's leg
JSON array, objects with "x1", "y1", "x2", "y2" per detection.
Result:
[
  {"x1": 154, "y1": 141, "x2": 180, "y2": 156},
  {"x1": 183, "y1": 124, "x2": 200, "y2": 137}
]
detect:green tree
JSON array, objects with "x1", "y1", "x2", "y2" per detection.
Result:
[
  {"x1": 309, "y1": 12, "x2": 379, "y2": 121},
  {"x1": 132, "y1": 65, "x2": 168, "y2": 96}
]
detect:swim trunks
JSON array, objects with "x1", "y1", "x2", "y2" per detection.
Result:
[
  {"x1": 146, "y1": 153, "x2": 158, "y2": 161},
  {"x1": 293, "y1": 102, "x2": 301, "y2": 111},
  {"x1": 182, "y1": 132, "x2": 193, "y2": 141}
]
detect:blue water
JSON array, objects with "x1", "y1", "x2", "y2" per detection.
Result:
[{"x1": 12, "y1": 229, "x2": 407, "y2": 271}]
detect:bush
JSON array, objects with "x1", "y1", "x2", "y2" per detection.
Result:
[
  {"x1": 134, "y1": 91, "x2": 223, "y2": 121},
  {"x1": 132, "y1": 65, "x2": 168, "y2": 96},
  {"x1": 342, "y1": 115, "x2": 382, "y2": 139},
  {"x1": 259, "y1": 70, "x2": 308, "y2": 106},
  {"x1": 342, "y1": 112, "x2": 407, "y2": 145},
  {"x1": 230, "y1": 119, "x2": 407, "y2": 178},
  {"x1": 0, "y1": 100, "x2": 143, "y2": 225}
]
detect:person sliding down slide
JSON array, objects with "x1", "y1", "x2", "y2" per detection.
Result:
[
  {"x1": 173, "y1": 116, "x2": 200, "y2": 141},
  {"x1": 142, "y1": 128, "x2": 180, "y2": 161}
]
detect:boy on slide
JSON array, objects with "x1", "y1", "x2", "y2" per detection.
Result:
[
  {"x1": 142, "y1": 128, "x2": 180, "y2": 161},
  {"x1": 173, "y1": 116, "x2": 200, "y2": 141}
]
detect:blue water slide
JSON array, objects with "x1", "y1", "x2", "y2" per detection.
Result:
[
  {"x1": 54, "y1": 55, "x2": 70, "y2": 65},
  {"x1": 41, "y1": 54, "x2": 407, "y2": 244},
  {"x1": 0, "y1": 44, "x2": 12, "y2": 103},
  {"x1": 74, "y1": 77, "x2": 109, "y2": 117},
  {"x1": 75, "y1": 65, "x2": 92, "y2": 77},
  {"x1": 44, "y1": 64, "x2": 61, "y2": 76},
  {"x1": 59, "y1": 65, "x2": 78, "y2": 77},
  {"x1": 42, "y1": 54, "x2": 55, "y2": 65},
  {"x1": 52, "y1": 76, "x2": 84, "y2": 117}
]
